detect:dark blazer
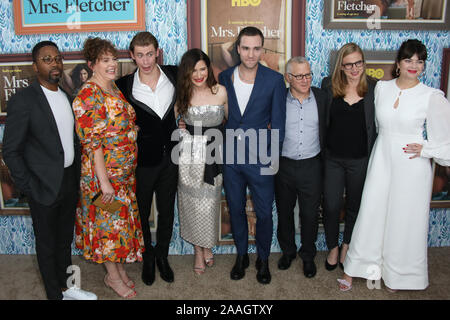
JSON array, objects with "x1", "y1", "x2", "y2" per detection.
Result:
[
  {"x1": 219, "y1": 63, "x2": 286, "y2": 163},
  {"x1": 311, "y1": 86, "x2": 327, "y2": 152},
  {"x1": 321, "y1": 76, "x2": 377, "y2": 156},
  {"x1": 116, "y1": 65, "x2": 178, "y2": 167},
  {"x1": 2, "y1": 80, "x2": 81, "y2": 206}
]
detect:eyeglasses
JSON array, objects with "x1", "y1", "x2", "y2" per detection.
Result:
[
  {"x1": 39, "y1": 55, "x2": 63, "y2": 65},
  {"x1": 342, "y1": 60, "x2": 364, "y2": 70},
  {"x1": 288, "y1": 72, "x2": 313, "y2": 80}
]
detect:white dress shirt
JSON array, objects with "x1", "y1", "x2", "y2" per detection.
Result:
[
  {"x1": 41, "y1": 86, "x2": 74, "y2": 168},
  {"x1": 132, "y1": 65, "x2": 175, "y2": 119}
]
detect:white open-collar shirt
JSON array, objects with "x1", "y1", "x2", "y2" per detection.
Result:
[{"x1": 132, "y1": 65, "x2": 175, "y2": 119}]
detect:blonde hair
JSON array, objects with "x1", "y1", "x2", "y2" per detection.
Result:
[{"x1": 331, "y1": 43, "x2": 368, "y2": 98}]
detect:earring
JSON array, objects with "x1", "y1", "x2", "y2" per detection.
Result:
[{"x1": 396, "y1": 67, "x2": 400, "y2": 76}]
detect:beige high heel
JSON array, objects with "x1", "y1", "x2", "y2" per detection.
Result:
[
  {"x1": 204, "y1": 248, "x2": 214, "y2": 267},
  {"x1": 193, "y1": 247, "x2": 206, "y2": 275},
  {"x1": 104, "y1": 274, "x2": 136, "y2": 299},
  {"x1": 118, "y1": 269, "x2": 135, "y2": 289}
]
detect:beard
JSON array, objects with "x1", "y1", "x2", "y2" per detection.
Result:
[{"x1": 47, "y1": 68, "x2": 62, "y2": 84}]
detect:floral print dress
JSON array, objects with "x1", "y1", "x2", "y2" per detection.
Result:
[{"x1": 73, "y1": 81, "x2": 144, "y2": 263}]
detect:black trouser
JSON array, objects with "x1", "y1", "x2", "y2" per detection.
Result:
[
  {"x1": 136, "y1": 154, "x2": 178, "y2": 260},
  {"x1": 275, "y1": 155, "x2": 322, "y2": 262},
  {"x1": 28, "y1": 165, "x2": 78, "y2": 300},
  {"x1": 322, "y1": 155, "x2": 369, "y2": 250}
]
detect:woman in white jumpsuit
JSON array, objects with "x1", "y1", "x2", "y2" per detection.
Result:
[{"x1": 338, "y1": 39, "x2": 450, "y2": 291}]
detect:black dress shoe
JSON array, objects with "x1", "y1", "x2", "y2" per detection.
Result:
[
  {"x1": 230, "y1": 254, "x2": 249, "y2": 280},
  {"x1": 303, "y1": 260, "x2": 317, "y2": 278},
  {"x1": 142, "y1": 254, "x2": 156, "y2": 286},
  {"x1": 156, "y1": 256, "x2": 174, "y2": 283},
  {"x1": 256, "y1": 257, "x2": 271, "y2": 284},
  {"x1": 278, "y1": 254, "x2": 296, "y2": 270}
]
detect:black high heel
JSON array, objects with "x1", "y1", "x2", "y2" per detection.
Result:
[
  {"x1": 325, "y1": 247, "x2": 339, "y2": 271},
  {"x1": 325, "y1": 259, "x2": 338, "y2": 271}
]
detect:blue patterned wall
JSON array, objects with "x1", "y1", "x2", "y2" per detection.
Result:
[{"x1": 0, "y1": 0, "x2": 448, "y2": 255}]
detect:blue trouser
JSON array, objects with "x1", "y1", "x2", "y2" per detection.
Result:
[{"x1": 223, "y1": 163, "x2": 274, "y2": 260}]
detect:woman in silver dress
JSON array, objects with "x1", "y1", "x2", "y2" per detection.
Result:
[{"x1": 175, "y1": 49, "x2": 228, "y2": 275}]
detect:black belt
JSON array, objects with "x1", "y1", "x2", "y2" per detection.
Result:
[
  {"x1": 185, "y1": 124, "x2": 223, "y2": 186},
  {"x1": 281, "y1": 153, "x2": 320, "y2": 163}
]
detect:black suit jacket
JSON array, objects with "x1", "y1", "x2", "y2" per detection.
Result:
[
  {"x1": 116, "y1": 65, "x2": 178, "y2": 167},
  {"x1": 321, "y1": 76, "x2": 377, "y2": 156},
  {"x1": 2, "y1": 80, "x2": 81, "y2": 206},
  {"x1": 311, "y1": 86, "x2": 327, "y2": 152}
]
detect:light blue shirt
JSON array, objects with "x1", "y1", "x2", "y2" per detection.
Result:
[{"x1": 282, "y1": 89, "x2": 320, "y2": 160}]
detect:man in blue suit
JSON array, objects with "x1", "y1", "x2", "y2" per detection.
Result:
[{"x1": 218, "y1": 27, "x2": 286, "y2": 284}]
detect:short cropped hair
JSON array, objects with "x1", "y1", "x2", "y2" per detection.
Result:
[
  {"x1": 236, "y1": 26, "x2": 264, "y2": 48},
  {"x1": 32, "y1": 41, "x2": 59, "y2": 62},
  {"x1": 286, "y1": 56, "x2": 310, "y2": 73},
  {"x1": 129, "y1": 32, "x2": 159, "y2": 53}
]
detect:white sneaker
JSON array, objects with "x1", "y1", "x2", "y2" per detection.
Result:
[{"x1": 62, "y1": 286, "x2": 98, "y2": 300}]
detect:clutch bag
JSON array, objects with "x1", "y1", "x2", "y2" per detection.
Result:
[{"x1": 92, "y1": 192, "x2": 123, "y2": 213}]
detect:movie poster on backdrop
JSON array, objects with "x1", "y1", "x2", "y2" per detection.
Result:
[
  {"x1": 202, "y1": 0, "x2": 291, "y2": 79},
  {"x1": 323, "y1": 0, "x2": 450, "y2": 30},
  {"x1": 363, "y1": 51, "x2": 397, "y2": 81},
  {"x1": 13, "y1": 0, "x2": 145, "y2": 35}
]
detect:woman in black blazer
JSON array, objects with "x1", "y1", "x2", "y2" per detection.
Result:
[{"x1": 321, "y1": 43, "x2": 377, "y2": 271}]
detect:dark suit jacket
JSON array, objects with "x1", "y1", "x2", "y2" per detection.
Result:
[
  {"x1": 219, "y1": 63, "x2": 286, "y2": 164},
  {"x1": 2, "y1": 80, "x2": 81, "y2": 206},
  {"x1": 116, "y1": 66, "x2": 178, "y2": 167},
  {"x1": 311, "y1": 86, "x2": 327, "y2": 152},
  {"x1": 321, "y1": 76, "x2": 377, "y2": 156}
]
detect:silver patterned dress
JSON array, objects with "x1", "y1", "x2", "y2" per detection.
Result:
[{"x1": 178, "y1": 105, "x2": 225, "y2": 248}]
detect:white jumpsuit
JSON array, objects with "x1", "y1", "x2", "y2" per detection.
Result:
[{"x1": 344, "y1": 79, "x2": 450, "y2": 290}]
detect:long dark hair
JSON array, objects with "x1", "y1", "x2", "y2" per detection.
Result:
[
  {"x1": 391, "y1": 39, "x2": 427, "y2": 78},
  {"x1": 70, "y1": 63, "x2": 92, "y2": 90},
  {"x1": 176, "y1": 49, "x2": 217, "y2": 116}
]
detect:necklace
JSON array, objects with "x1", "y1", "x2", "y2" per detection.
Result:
[
  {"x1": 238, "y1": 66, "x2": 255, "y2": 84},
  {"x1": 91, "y1": 79, "x2": 119, "y2": 98}
]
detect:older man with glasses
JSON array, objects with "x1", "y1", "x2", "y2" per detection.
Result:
[{"x1": 274, "y1": 56, "x2": 327, "y2": 278}]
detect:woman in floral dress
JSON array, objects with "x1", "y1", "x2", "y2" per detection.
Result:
[{"x1": 73, "y1": 38, "x2": 144, "y2": 299}]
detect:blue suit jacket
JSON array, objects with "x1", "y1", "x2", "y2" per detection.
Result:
[{"x1": 219, "y1": 63, "x2": 286, "y2": 166}]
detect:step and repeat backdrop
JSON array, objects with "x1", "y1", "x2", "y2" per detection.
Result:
[{"x1": 0, "y1": 0, "x2": 448, "y2": 254}]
